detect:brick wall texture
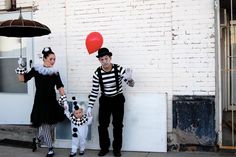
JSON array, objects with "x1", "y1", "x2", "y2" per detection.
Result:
[{"x1": 0, "y1": 0, "x2": 216, "y2": 132}]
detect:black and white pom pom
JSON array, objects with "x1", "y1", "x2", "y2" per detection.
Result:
[{"x1": 72, "y1": 96, "x2": 79, "y2": 110}]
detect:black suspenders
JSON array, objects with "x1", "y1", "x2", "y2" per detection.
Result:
[
  {"x1": 97, "y1": 64, "x2": 119, "y2": 94},
  {"x1": 114, "y1": 64, "x2": 119, "y2": 92},
  {"x1": 97, "y1": 66, "x2": 104, "y2": 93}
]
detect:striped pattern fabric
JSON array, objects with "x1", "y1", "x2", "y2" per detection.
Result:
[
  {"x1": 38, "y1": 124, "x2": 55, "y2": 148},
  {"x1": 88, "y1": 64, "x2": 126, "y2": 108}
]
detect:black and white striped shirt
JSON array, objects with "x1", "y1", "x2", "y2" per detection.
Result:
[{"x1": 88, "y1": 64, "x2": 127, "y2": 108}]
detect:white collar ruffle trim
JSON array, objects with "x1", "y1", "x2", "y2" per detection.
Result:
[{"x1": 34, "y1": 64, "x2": 59, "y2": 75}]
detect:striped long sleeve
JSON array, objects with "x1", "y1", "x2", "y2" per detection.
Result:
[{"x1": 88, "y1": 64, "x2": 126, "y2": 108}]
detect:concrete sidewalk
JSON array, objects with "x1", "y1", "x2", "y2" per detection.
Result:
[{"x1": 0, "y1": 145, "x2": 234, "y2": 157}]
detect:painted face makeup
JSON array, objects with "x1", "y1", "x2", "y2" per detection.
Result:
[{"x1": 99, "y1": 55, "x2": 111, "y2": 68}]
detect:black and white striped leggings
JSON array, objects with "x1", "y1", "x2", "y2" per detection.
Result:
[{"x1": 38, "y1": 124, "x2": 55, "y2": 148}]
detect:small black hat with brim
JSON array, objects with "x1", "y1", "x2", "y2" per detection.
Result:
[{"x1": 96, "y1": 47, "x2": 112, "y2": 58}]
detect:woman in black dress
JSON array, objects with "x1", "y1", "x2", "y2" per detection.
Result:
[{"x1": 16, "y1": 47, "x2": 67, "y2": 157}]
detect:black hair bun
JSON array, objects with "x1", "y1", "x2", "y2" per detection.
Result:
[{"x1": 42, "y1": 47, "x2": 52, "y2": 54}]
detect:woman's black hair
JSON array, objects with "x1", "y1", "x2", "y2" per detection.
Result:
[{"x1": 42, "y1": 47, "x2": 54, "y2": 59}]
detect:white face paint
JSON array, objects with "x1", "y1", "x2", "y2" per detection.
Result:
[{"x1": 99, "y1": 55, "x2": 112, "y2": 68}]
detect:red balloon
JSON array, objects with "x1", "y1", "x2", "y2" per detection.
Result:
[{"x1": 85, "y1": 32, "x2": 103, "y2": 54}]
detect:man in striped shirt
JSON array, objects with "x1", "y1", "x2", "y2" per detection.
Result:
[{"x1": 87, "y1": 47, "x2": 134, "y2": 157}]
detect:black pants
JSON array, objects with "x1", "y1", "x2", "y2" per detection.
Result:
[{"x1": 98, "y1": 94, "x2": 125, "y2": 152}]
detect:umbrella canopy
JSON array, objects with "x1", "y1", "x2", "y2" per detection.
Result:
[
  {"x1": 0, "y1": 10, "x2": 51, "y2": 37},
  {"x1": 0, "y1": 19, "x2": 51, "y2": 37}
]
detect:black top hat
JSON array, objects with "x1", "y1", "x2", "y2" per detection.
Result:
[{"x1": 96, "y1": 47, "x2": 112, "y2": 58}]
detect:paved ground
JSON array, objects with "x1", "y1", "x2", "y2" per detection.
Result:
[{"x1": 0, "y1": 145, "x2": 235, "y2": 157}]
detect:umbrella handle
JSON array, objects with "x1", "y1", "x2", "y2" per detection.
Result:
[
  {"x1": 29, "y1": 60, "x2": 33, "y2": 68},
  {"x1": 20, "y1": 38, "x2": 22, "y2": 58}
]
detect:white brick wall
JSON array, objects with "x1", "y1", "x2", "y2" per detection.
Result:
[
  {"x1": 64, "y1": 0, "x2": 173, "y2": 96},
  {"x1": 0, "y1": 0, "x2": 216, "y2": 132},
  {"x1": 171, "y1": 0, "x2": 215, "y2": 96}
]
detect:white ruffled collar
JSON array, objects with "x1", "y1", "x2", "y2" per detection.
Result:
[{"x1": 34, "y1": 64, "x2": 59, "y2": 75}]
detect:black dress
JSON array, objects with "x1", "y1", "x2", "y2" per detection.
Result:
[{"x1": 24, "y1": 65, "x2": 65, "y2": 127}]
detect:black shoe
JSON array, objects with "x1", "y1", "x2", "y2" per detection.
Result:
[
  {"x1": 46, "y1": 149, "x2": 55, "y2": 157},
  {"x1": 69, "y1": 152, "x2": 76, "y2": 157},
  {"x1": 113, "y1": 151, "x2": 121, "y2": 157},
  {"x1": 32, "y1": 138, "x2": 37, "y2": 152},
  {"x1": 98, "y1": 149, "x2": 109, "y2": 156},
  {"x1": 79, "y1": 151, "x2": 84, "y2": 155},
  {"x1": 32, "y1": 137, "x2": 41, "y2": 152}
]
